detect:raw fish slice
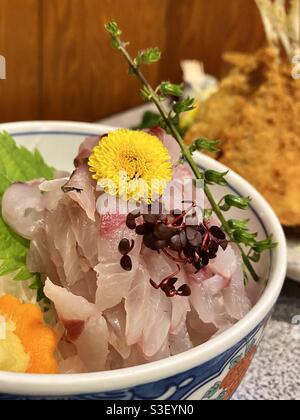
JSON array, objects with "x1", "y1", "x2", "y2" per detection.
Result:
[
  {"x1": 150, "y1": 252, "x2": 191, "y2": 333},
  {"x1": 151, "y1": 128, "x2": 197, "y2": 214},
  {"x1": 189, "y1": 263, "x2": 238, "y2": 329},
  {"x1": 75, "y1": 314, "x2": 109, "y2": 372},
  {"x1": 209, "y1": 243, "x2": 251, "y2": 320},
  {"x1": 75, "y1": 136, "x2": 100, "y2": 167},
  {"x1": 125, "y1": 263, "x2": 151, "y2": 346},
  {"x1": 148, "y1": 127, "x2": 181, "y2": 166},
  {"x1": 99, "y1": 209, "x2": 127, "y2": 236},
  {"x1": 56, "y1": 339, "x2": 77, "y2": 360},
  {"x1": 209, "y1": 244, "x2": 238, "y2": 279},
  {"x1": 203, "y1": 274, "x2": 230, "y2": 296},
  {"x1": 162, "y1": 165, "x2": 197, "y2": 213},
  {"x1": 124, "y1": 345, "x2": 149, "y2": 368},
  {"x1": 40, "y1": 204, "x2": 69, "y2": 287},
  {"x1": 142, "y1": 251, "x2": 172, "y2": 357},
  {"x1": 146, "y1": 251, "x2": 190, "y2": 332},
  {"x1": 2, "y1": 181, "x2": 44, "y2": 240},
  {"x1": 27, "y1": 228, "x2": 61, "y2": 285},
  {"x1": 223, "y1": 247, "x2": 252, "y2": 320},
  {"x1": 44, "y1": 279, "x2": 98, "y2": 320},
  {"x1": 210, "y1": 298, "x2": 234, "y2": 330},
  {"x1": 59, "y1": 356, "x2": 86, "y2": 374},
  {"x1": 40, "y1": 177, "x2": 67, "y2": 192},
  {"x1": 186, "y1": 308, "x2": 218, "y2": 346},
  {"x1": 95, "y1": 262, "x2": 137, "y2": 311},
  {"x1": 188, "y1": 244, "x2": 250, "y2": 326},
  {"x1": 106, "y1": 347, "x2": 126, "y2": 370},
  {"x1": 44, "y1": 229, "x2": 68, "y2": 288},
  {"x1": 143, "y1": 338, "x2": 170, "y2": 362},
  {"x1": 170, "y1": 267, "x2": 191, "y2": 333},
  {"x1": 105, "y1": 303, "x2": 131, "y2": 360},
  {"x1": 62, "y1": 164, "x2": 97, "y2": 221},
  {"x1": 46, "y1": 200, "x2": 82, "y2": 287},
  {"x1": 192, "y1": 279, "x2": 233, "y2": 330},
  {"x1": 96, "y1": 221, "x2": 142, "y2": 311},
  {"x1": 163, "y1": 163, "x2": 204, "y2": 224},
  {"x1": 44, "y1": 279, "x2": 109, "y2": 371},
  {"x1": 40, "y1": 178, "x2": 67, "y2": 211},
  {"x1": 69, "y1": 269, "x2": 97, "y2": 303},
  {"x1": 173, "y1": 163, "x2": 194, "y2": 180},
  {"x1": 188, "y1": 271, "x2": 216, "y2": 324},
  {"x1": 146, "y1": 249, "x2": 177, "y2": 282},
  {"x1": 169, "y1": 324, "x2": 193, "y2": 356},
  {"x1": 141, "y1": 285, "x2": 172, "y2": 358},
  {"x1": 57, "y1": 336, "x2": 86, "y2": 374},
  {"x1": 97, "y1": 218, "x2": 139, "y2": 261},
  {"x1": 67, "y1": 204, "x2": 99, "y2": 267},
  {"x1": 76, "y1": 249, "x2": 93, "y2": 273},
  {"x1": 31, "y1": 193, "x2": 95, "y2": 289}
]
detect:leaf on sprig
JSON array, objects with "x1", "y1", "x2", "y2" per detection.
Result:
[
  {"x1": 243, "y1": 268, "x2": 250, "y2": 285},
  {"x1": 0, "y1": 131, "x2": 54, "y2": 303},
  {"x1": 228, "y1": 219, "x2": 250, "y2": 230},
  {"x1": 134, "y1": 111, "x2": 162, "y2": 130},
  {"x1": 104, "y1": 21, "x2": 123, "y2": 49},
  {"x1": 141, "y1": 86, "x2": 153, "y2": 101},
  {"x1": 134, "y1": 48, "x2": 161, "y2": 67},
  {"x1": 249, "y1": 252, "x2": 261, "y2": 263},
  {"x1": 220, "y1": 195, "x2": 251, "y2": 211},
  {"x1": 204, "y1": 170, "x2": 228, "y2": 186},
  {"x1": 105, "y1": 21, "x2": 122, "y2": 38},
  {"x1": 233, "y1": 230, "x2": 258, "y2": 246},
  {"x1": 204, "y1": 208, "x2": 213, "y2": 219},
  {"x1": 159, "y1": 82, "x2": 184, "y2": 97},
  {"x1": 242, "y1": 253, "x2": 261, "y2": 282},
  {"x1": 190, "y1": 138, "x2": 220, "y2": 154},
  {"x1": 173, "y1": 97, "x2": 195, "y2": 114},
  {"x1": 251, "y1": 235, "x2": 277, "y2": 253}
]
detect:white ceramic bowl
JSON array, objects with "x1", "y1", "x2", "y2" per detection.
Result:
[{"x1": 0, "y1": 122, "x2": 287, "y2": 400}]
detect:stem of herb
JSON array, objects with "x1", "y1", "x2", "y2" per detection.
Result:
[{"x1": 114, "y1": 38, "x2": 260, "y2": 282}]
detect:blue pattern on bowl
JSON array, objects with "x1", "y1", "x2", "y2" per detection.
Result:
[{"x1": 0, "y1": 315, "x2": 269, "y2": 400}]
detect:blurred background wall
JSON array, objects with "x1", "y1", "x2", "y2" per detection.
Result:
[{"x1": 0, "y1": 0, "x2": 265, "y2": 122}]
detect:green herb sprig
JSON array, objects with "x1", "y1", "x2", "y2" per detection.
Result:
[{"x1": 105, "y1": 22, "x2": 277, "y2": 282}]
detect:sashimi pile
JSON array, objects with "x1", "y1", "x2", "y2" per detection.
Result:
[{"x1": 1, "y1": 129, "x2": 252, "y2": 374}]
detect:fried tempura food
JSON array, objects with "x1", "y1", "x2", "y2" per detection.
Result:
[{"x1": 185, "y1": 47, "x2": 300, "y2": 226}]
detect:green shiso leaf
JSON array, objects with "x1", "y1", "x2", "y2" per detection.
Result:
[{"x1": 0, "y1": 131, "x2": 54, "y2": 301}]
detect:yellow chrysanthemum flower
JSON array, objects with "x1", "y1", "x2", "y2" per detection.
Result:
[{"x1": 88, "y1": 129, "x2": 173, "y2": 202}]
